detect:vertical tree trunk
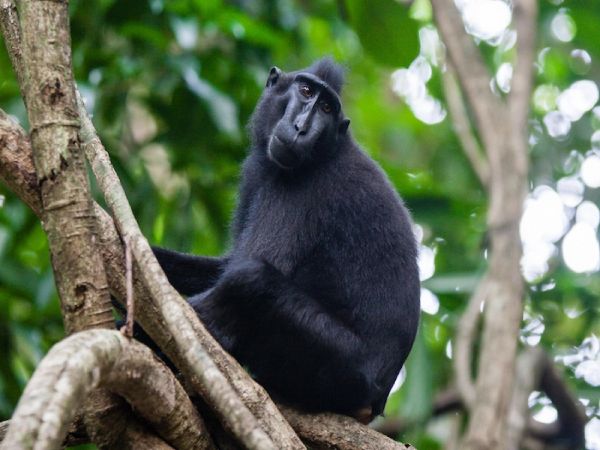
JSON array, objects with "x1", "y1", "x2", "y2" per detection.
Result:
[
  {"x1": 19, "y1": 0, "x2": 113, "y2": 333},
  {"x1": 431, "y1": 0, "x2": 537, "y2": 448}
]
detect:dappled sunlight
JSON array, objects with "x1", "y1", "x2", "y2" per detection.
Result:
[
  {"x1": 581, "y1": 152, "x2": 600, "y2": 188},
  {"x1": 457, "y1": 0, "x2": 511, "y2": 42},
  {"x1": 587, "y1": 418, "x2": 600, "y2": 450},
  {"x1": 520, "y1": 312, "x2": 545, "y2": 346},
  {"x1": 562, "y1": 223, "x2": 600, "y2": 273},
  {"x1": 522, "y1": 72, "x2": 600, "y2": 279},
  {"x1": 550, "y1": 10, "x2": 576, "y2": 43},
  {"x1": 494, "y1": 62, "x2": 513, "y2": 94},
  {"x1": 391, "y1": 56, "x2": 446, "y2": 125},
  {"x1": 520, "y1": 180, "x2": 600, "y2": 278},
  {"x1": 415, "y1": 224, "x2": 441, "y2": 315},
  {"x1": 520, "y1": 186, "x2": 567, "y2": 281},
  {"x1": 420, "y1": 288, "x2": 440, "y2": 315},
  {"x1": 389, "y1": 366, "x2": 407, "y2": 395},
  {"x1": 570, "y1": 49, "x2": 592, "y2": 74},
  {"x1": 556, "y1": 176, "x2": 584, "y2": 207},
  {"x1": 390, "y1": 29, "x2": 447, "y2": 125},
  {"x1": 556, "y1": 80, "x2": 599, "y2": 122},
  {"x1": 543, "y1": 110, "x2": 571, "y2": 139},
  {"x1": 534, "y1": 405, "x2": 558, "y2": 424},
  {"x1": 557, "y1": 335, "x2": 600, "y2": 386}
]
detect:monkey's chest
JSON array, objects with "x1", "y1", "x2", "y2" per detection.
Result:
[{"x1": 234, "y1": 189, "x2": 320, "y2": 275}]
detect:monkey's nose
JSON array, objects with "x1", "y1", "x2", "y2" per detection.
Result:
[{"x1": 294, "y1": 121, "x2": 307, "y2": 135}]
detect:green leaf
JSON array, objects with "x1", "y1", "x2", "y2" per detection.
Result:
[{"x1": 345, "y1": 0, "x2": 419, "y2": 67}]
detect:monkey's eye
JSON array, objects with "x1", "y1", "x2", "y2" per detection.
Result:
[
  {"x1": 299, "y1": 84, "x2": 314, "y2": 98},
  {"x1": 320, "y1": 101, "x2": 332, "y2": 114}
]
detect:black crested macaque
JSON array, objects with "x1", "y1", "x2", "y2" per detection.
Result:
[{"x1": 154, "y1": 58, "x2": 420, "y2": 423}]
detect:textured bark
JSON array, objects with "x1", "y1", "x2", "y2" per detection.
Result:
[
  {"x1": 281, "y1": 407, "x2": 415, "y2": 450},
  {"x1": 0, "y1": 418, "x2": 88, "y2": 447},
  {"x1": 0, "y1": 330, "x2": 213, "y2": 450},
  {"x1": 0, "y1": 111, "x2": 40, "y2": 214},
  {"x1": 5, "y1": 2, "x2": 147, "y2": 447},
  {"x1": 0, "y1": 0, "x2": 24, "y2": 100},
  {"x1": 81, "y1": 393, "x2": 176, "y2": 450},
  {"x1": 18, "y1": 0, "x2": 113, "y2": 333}
]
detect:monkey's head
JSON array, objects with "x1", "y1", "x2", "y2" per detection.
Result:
[{"x1": 250, "y1": 58, "x2": 351, "y2": 171}]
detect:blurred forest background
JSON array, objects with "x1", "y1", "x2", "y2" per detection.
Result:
[{"x1": 0, "y1": 0, "x2": 599, "y2": 448}]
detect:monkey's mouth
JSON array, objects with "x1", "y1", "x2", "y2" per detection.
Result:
[{"x1": 267, "y1": 135, "x2": 300, "y2": 169}]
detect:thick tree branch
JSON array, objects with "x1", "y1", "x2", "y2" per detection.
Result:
[
  {"x1": 0, "y1": 418, "x2": 89, "y2": 447},
  {"x1": 18, "y1": 0, "x2": 113, "y2": 333},
  {"x1": 83, "y1": 392, "x2": 175, "y2": 450},
  {"x1": 280, "y1": 407, "x2": 415, "y2": 450},
  {"x1": 2, "y1": 3, "x2": 160, "y2": 447},
  {"x1": 0, "y1": 330, "x2": 213, "y2": 450},
  {"x1": 99, "y1": 340, "x2": 214, "y2": 449}
]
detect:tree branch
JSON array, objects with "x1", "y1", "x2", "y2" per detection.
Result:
[
  {"x1": 0, "y1": 330, "x2": 213, "y2": 450},
  {"x1": 0, "y1": 418, "x2": 89, "y2": 447},
  {"x1": 3, "y1": 2, "x2": 161, "y2": 447},
  {"x1": 0, "y1": 111, "x2": 40, "y2": 215},
  {"x1": 453, "y1": 275, "x2": 489, "y2": 409},
  {"x1": 280, "y1": 407, "x2": 415, "y2": 450},
  {"x1": 530, "y1": 353, "x2": 587, "y2": 447},
  {"x1": 441, "y1": 63, "x2": 489, "y2": 188},
  {"x1": 18, "y1": 0, "x2": 113, "y2": 333},
  {"x1": 506, "y1": 347, "x2": 547, "y2": 449},
  {"x1": 430, "y1": 0, "x2": 503, "y2": 150},
  {"x1": 0, "y1": 0, "x2": 24, "y2": 95},
  {"x1": 509, "y1": 0, "x2": 538, "y2": 138}
]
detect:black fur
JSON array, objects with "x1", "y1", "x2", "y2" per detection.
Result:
[{"x1": 154, "y1": 58, "x2": 420, "y2": 418}]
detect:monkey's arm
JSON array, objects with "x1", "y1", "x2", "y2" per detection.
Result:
[
  {"x1": 152, "y1": 246, "x2": 228, "y2": 296},
  {"x1": 192, "y1": 259, "x2": 364, "y2": 358}
]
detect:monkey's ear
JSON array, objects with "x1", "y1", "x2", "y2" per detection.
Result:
[
  {"x1": 339, "y1": 118, "x2": 350, "y2": 134},
  {"x1": 266, "y1": 66, "x2": 282, "y2": 87}
]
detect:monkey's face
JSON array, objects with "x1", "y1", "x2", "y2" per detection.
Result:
[{"x1": 260, "y1": 68, "x2": 350, "y2": 171}]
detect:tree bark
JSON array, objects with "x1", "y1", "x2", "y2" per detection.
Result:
[
  {"x1": 18, "y1": 0, "x2": 113, "y2": 334},
  {"x1": 0, "y1": 330, "x2": 213, "y2": 450}
]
